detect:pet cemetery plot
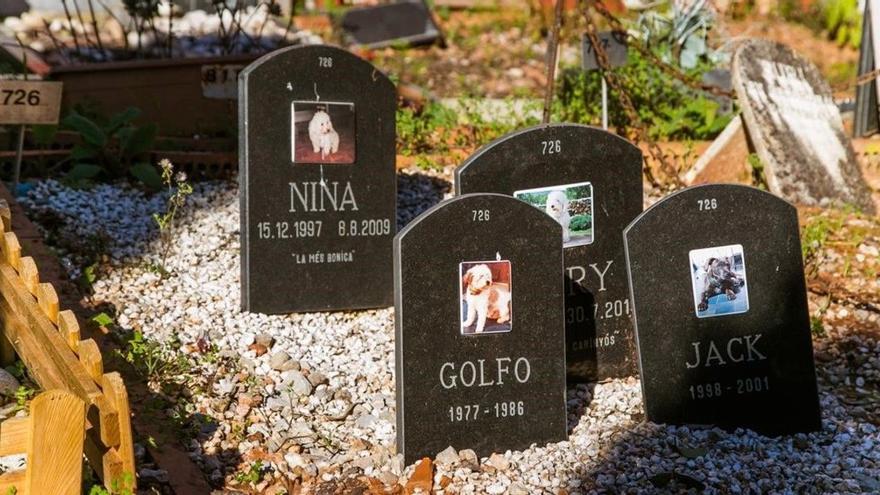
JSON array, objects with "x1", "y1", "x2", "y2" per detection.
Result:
[{"x1": 0, "y1": 0, "x2": 879, "y2": 493}]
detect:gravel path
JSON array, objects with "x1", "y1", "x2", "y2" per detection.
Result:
[{"x1": 18, "y1": 174, "x2": 880, "y2": 494}]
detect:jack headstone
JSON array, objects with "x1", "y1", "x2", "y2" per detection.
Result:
[
  {"x1": 395, "y1": 193, "x2": 567, "y2": 464},
  {"x1": 624, "y1": 184, "x2": 821, "y2": 435},
  {"x1": 239, "y1": 45, "x2": 396, "y2": 313},
  {"x1": 732, "y1": 39, "x2": 875, "y2": 214},
  {"x1": 456, "y1": 124, "x2": 643, "y2": 382}
]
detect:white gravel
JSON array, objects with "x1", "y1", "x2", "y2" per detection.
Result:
[{"x1": 19, "y1": 176, "x2": 880, "y2": 493}]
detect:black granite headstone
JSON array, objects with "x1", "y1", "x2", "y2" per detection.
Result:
[
  {"x1": 239, "y1": 45, "x2": 396, "y2": 314},
  {"x1": 624, "y1": 184, "x2": 821, "y2": 435},
  {"x1": 340, "y1": 0, "x2": 444, "y2": 50},
  {"x1": 855, "y1": 0, "x2": 880, "y2": 138},
  {"x1": 395, "y1": 193, "x2": 567, "y2": 464},
  {"x1": 456, "y1": 124, "x2": 643, "y2": 382}
]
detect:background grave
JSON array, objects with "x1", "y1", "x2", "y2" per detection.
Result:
[
  {"x1": 239, "y1": 45, "x2": 396, "y2": 313},
  {"x1": 624, "y1": 184, "x2": 821, "y2": 435},
  {"x1": 395, "y1": 193, "x2": 567, "y2": 464},
  {"x1": 456, "y1": 124, "x2": 643, "y2": 382},
  {"x1": 732, "y1": 39, "x2": 876, "y2": 214}
]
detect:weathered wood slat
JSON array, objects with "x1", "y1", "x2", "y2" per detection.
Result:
[
  {"x1": 37, "y1": 282, "x2": 59, "y2": 324},
  {"x1": 0, "y1": 416, "x2": 28, "y2": 456},
  {"x1": 18, "y1": 257, "x2": 38, "y2": 296},
  {"x1": 79, "y1": 340, "x2": 103, "y2": 384},
  {"x1": 3, "y1": 232, "x2": 20, "y2": 270},
  {"x1": 103, "y1": 373, "x2": 136, "y2": 481},
  {"x1": 0, "y1": 264, "x2": 121, "y2": 448},
  {"x1": 58, "y1": 310, "x2": 81, "y2": 352},
  {"x1": 26, "y1": 390, "x2": 85, "y2": 495}
]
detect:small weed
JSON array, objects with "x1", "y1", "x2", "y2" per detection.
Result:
[
  {"x1": 235, "y1": 460, "x2": 265, "y2": 486},
  {"x1": 748, "y1": 153, "x2": 768, "y2": 190},
  {"x1": 149, "y1": 159, "x2": 193, "y2": 277},
  {"x1": 13, "y1": 386, "x2": 35, "y2": 412}
]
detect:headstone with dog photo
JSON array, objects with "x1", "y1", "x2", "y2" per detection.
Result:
[
  {"x1": 732, "y1": 39, "x2": 876, "y2": 214},
  {"x1": 455, "y1": 124, "x2": 643, "y2": 382},
  {"x1": 394, "y1": 193, "x2": 567, "y2": 464},
  {"x1": 239, "y1": 45, "x2": 397, "y2": 314},
  {"x1": 623, "y1": 184, "x2": 821, "y2": 434}
]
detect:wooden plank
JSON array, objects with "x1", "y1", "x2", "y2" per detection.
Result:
[
  {"x1": 103, "y1": 373, "x2": 137, "y2": 489},
  {"x1": 18, "y1": 256, "x2": 39, "y2": 296},
  {"x1": 0, "y1": 297, "x2": 68, "y2": 391},
  {"x1": 26, "y1": 390, "x2": 85, "y2": 495},
  {"x1": 78, "y1": 340, "x2": 103, "y2": 384},
  {"x1": 0, "y1": 416, "x2": 28, "y2": 456},
  {"x1": 3, "y1": 232, "x2": 20, "y2": 270},
  {"x1": 37, "y1": 282, "x2": 59, "y2": 324},
  {"x1": 58, "y1": 310, "x2": 81, "y2": 353},
  {"x1": 0, "y1": 81, "x2": 63, "y2": 125},
  {"x1": 0, "y1": 469, "x2": 26, "y2": 495},
  {"x1": 83, "y1": 433, "x2": 124, "y2": 490},
  {"x1": 0, "y1": 265, "x2": 120, "y2": 448}
]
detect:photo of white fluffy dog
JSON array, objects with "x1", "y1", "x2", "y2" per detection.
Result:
[
  {"x1": 461, "y1": 262, "x2": 512, "y2": 334},
  {"x1": 545, "y1": 190, "x2": 571, "y2": 243},
  {"x1": 307, "y1": 110, "x2": 340, "y2": 159}
]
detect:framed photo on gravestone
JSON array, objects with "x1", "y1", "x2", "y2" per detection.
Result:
[
  {"x1": 732, "y1": 39, "x2": 876, "y2": 214},
  {"x1": 395, "y1": 194, "x2": 567, "y2": 464},
  {"x1": 455, "y1": 124, "x2": 643, "y2": 382},
  {"x1": 624, "y1": 184, "x2": 821, "y2": 435},
  {"x1": 239, "y1": 45, "x2": 396, "y2": 314}
]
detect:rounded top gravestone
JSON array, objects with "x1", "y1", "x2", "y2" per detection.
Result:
[
  {"x1": 623, "y1": 184, "x2": 821, "y2": 435},
  {"x1": 732, "y1": 39, "x2": 876, "y2": 214},
  {"x1": 394, "y1": 193, "x2": 567, "y2": 464},
  {"x1": 239, "y1": 45, "x2": 397, "y2": 314},
  {"x1": 456, "y1": 124, "x2": 644, "y2": 382}
]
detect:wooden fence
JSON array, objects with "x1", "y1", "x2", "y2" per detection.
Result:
[
  {"x1": 0, "y1": 202, "x2": 136, "y2": 491},
  {"x1": 0, "y1": 390, "x2": 86, "y2": 495}
]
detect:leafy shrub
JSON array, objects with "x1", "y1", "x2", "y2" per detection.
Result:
[
  {"x1": 554, "y1": 49, "x2": 733, "y2": 141},
  {"x1": 61, "y1": 107, "x2": 160, "y2": 188},
  {"x1": 824, "y1": 0, "x2": 862, "y2": 48},
  {"x1": 570, "y1": 214, "x2": 592, "y2": 232}
]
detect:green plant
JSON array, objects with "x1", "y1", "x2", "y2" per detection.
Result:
[
  {"x1": 635, "y1": 0, "x2": 723, "y2": 69},
  {"x1": 747, "y1": 153, "x2": 768, "y2": 189},
  {"x1": 555, "y1": 50, "x2": 732, "y2": 141},
  {"x1": 61, "y1": 107, "x2": 159, "y2": 188},
  {"x1": 570, "y1": 214, "x2": 592, "y2": 232},
  {"x1": 235, "y1": 460, "x2": 266, "y2": 486},
  {"x1": 150, "y1": 159, "x2": 193, "y2": 276},
  {"x1": 13, "y1": 386, "x2": 35, "y2": 412},
  {"x1": 118, "y1": 330, "x2": 190, "y2": 382},
  {"x1": 824, "y1": 0, "x2": 862, "y2": 48}
]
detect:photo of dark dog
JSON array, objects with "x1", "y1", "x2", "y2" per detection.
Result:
[
  {"x1": 291, "y1": 101, "x2": 356, "y2": 164},
  {"x1": 460, "y1": 260, "x2": 512, "y2": 335},
  {"x1": 689, "y1": 244, "x2": 749, "y2": 318}
]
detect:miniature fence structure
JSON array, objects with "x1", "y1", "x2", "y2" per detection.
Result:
[
  {"x1": 0, "y1": 202, "x2": 136, "y2": 490},
  {"x1": 0, "y1": 390, "x2": 86, "y2": 495}
]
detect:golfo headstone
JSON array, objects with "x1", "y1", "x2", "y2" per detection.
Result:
[
  {"x1": 239, "y1": 45, "x2": 396, "y2": 313},
  {"x1": 624, "y1": 184, "x2": 821, "y2": 435},
  {"x1": 456, "y1": 124, "x2": 643, "y2": 382},
  {"x1": 395, "y1": 194, "x2": 567, "y2": 464},
  {"x1": 732, "y1": 39, "x2": 875, "y2": 213}
]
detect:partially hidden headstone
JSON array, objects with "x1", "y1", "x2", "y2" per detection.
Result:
[
  {"x1": 239, "y1": 45, "x2": 396, "y2": 313},
  {"x1": 395, "y1": 193, "x2": 567, "y2": 464},
  {"x1": 732, "y1": 39, "x2": 876, "y2": 214},
  {"x1": 624, "y1": 184, "x2": 821, "y2": 435},
  {"x1": 340, "y1": 0, "x2": 444, "y2": 50},
  {"x1": 855, "y1": 0, "x2": 880, "y2": 138},
  {"x1": 456, "y1": 124, "x2": 643, "y2": 382}
]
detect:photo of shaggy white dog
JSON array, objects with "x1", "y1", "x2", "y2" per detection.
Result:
[
  {"x1": 291, "y1": 101, "x2": 355, "y2": 164},
  {"x1": 689, "y1": 244, "x2": 749, "y2": 318},
  {"x1": 545, "y1": 190, "x2": 571, "y2": 243},
  {"x1": 514, "y1": 182, "x2": 593, "y2": 247},
  {"x1": 307, "y1": 110, "x2": 340, "y2": 159},
  {"x1": 460, "y1": 261, "x2": 512, "y2": 335}
]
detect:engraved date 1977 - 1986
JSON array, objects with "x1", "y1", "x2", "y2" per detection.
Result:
[{"x1": 449, "y1": 401, "x2": 525, "y2": 422}]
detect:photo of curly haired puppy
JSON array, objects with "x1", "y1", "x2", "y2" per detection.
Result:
[
  {"x1": 514, "y1": 182, "x2": 593, "y2": 247},
  {"x1": 308, "y1": 110, "x2": 340, "y2": 159},
  {"x1": 291, "y1": 101, "x2": 355, "y2": 164},
  {"x1": 460, "y1": 261, "x2": 512, "y2": 334},
  {"x1": 690, "y1": 244, "x2": 749, "y2": 318}
]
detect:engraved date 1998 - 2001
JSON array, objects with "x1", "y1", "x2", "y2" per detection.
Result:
[
  {"x1": 448, "y1": 401, "x2": 525, "y2": 422},
  {"x1": 688, "y1": 375, "x2": 770, "y2": 400}
]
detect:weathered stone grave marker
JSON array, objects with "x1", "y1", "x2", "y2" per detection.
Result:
[
  {"x1": 456, "y1": 124, "x2": 643, "y2": 382},
  {"x1": 733, "y1": 39, "x2": 875, "y2": 213},
  {"x1": 624, "y1": 184, "x2": 821, "y2": 434},
  {"x1": 239, "y1": 45, "x2": 396, "y2": 313},
  {"x1": 395, "y1": 193, "x2": 567, "y2": 463},
  {"x1": 340, "y1": 0, "x2": 444, "y2": 50}
]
